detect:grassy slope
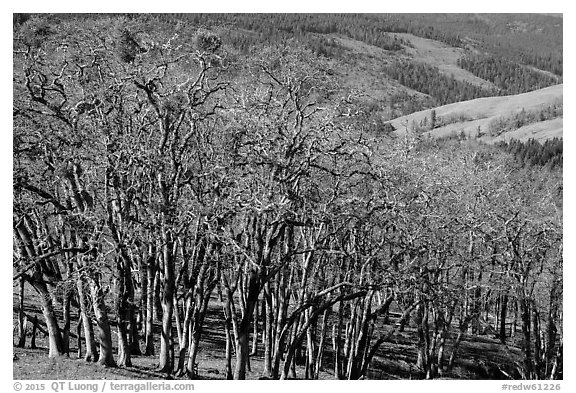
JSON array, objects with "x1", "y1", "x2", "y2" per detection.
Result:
[
  {"x1": 489, "y1": 118, "x2": 563, "y2": 143},
  {"x1": 393, "y1": 33, "x2": 497, "y2": 90},
  {"x1": 327, "y1": 31, "x2": 498, "y2": 99},
  {"x1": 389, "y1": 84, "x2": 563, "y2": 142},
  {"x1": 319, "y1": 34, "x2": 428, "y2": 103}
]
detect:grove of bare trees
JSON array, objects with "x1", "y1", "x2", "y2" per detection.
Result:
[{"x1": 13, "y1": 15, "x2": 562, "y2": 380}]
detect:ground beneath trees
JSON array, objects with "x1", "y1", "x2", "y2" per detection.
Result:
[{"x1": 13, "y1": 291, "x2": 524, "y2": 380}]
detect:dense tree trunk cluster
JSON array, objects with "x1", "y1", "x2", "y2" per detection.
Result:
[{"x1": 13, "y1": 16, "x2": 562, "y2": 380}]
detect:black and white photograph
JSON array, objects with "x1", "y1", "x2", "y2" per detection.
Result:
[{"x1": 11, "y1": 7, "x2": 566, "y2": 389}]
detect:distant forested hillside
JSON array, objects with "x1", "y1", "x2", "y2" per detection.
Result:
[
  {"x1": 496, "y1": 137, "x2": 563, "y2": 170},
  {"x1": 383, "y1": 61, "x2": 495, "y2": 106},
  {"x1": 457, "y1": 55, "x2": 560, "y2": 94},
  {"x1": 387, "y1": 13, "x2": 563, "y2": 76}
]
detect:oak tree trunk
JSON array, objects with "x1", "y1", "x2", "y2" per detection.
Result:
[{"x1": 90, "y1": 278, "x2": 116, "y2": 367}]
